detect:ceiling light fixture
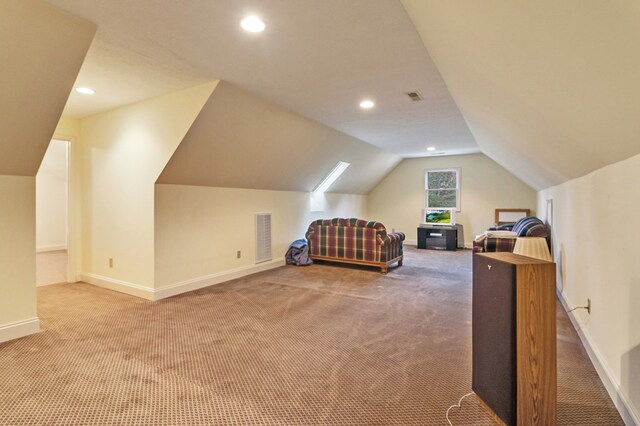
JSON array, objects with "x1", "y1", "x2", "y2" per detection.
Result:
[
  {"x1": 241, "y1": 15, "x2": 266, "y2": 32},
  {"x1": 75, "y1": 87, "x2": 95, "y2": 95},
  {"x1": 427, "y1": 146, "x2": 436, "y2": 151},
  {"x1": 359, "y1": 100, "x2": 375, "y2": 109}
]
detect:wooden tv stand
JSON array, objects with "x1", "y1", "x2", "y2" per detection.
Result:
[{"x1": 472, "y1": 252, "x2": 557, "y2": 425}]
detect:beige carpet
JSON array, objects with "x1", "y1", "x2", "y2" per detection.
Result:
[{"x1": 0, "y1": 247, "x2": 623, "y2": 425}]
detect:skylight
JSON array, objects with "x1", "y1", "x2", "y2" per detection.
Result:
[{"x1": 313, "y1": 161, "x2": 350, "y2": 193}]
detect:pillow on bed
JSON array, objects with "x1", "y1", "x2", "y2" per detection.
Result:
[{"x1": 512, "y1": 217, "x2": 546, "y2": 237}]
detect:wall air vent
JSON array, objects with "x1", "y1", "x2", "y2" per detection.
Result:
[
  {"x1": 430, "y1": 152, "x2": 446, "y2": 156},
  {"x1": 406, "y1": 91, "x2": 423, "y2": 102},
  {"x1": 255, "y1": 213, "x2": 272, "y2": 264}
]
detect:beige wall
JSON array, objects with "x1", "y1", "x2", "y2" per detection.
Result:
[
  {"x1": 368, "y1": 153, "x2": 537, "y2": 246},
  {"x1": 36, "y1": 140, "x2": 68, "y2": 251},
  {"x1": 401, "y1": 1, "x2": 640, "y2": 191},
  {"x1": 0, "y1": 175, "x2": 37, "y2": 326},
  {"x1": 154, "y1": 185, "x2": 367, "y2": 287},
  {"x1": 0, "y1": 0, "x2": 94, "y2": 341},
  {"x1": 537, "y1": 153, "x2": 640, "y2": 422},
  {"x1": 157, "y1": 81, "x2": 401, "y2": 194},
  {"x1": 78, "y1": 82, "x2": 217, "y2": 288},
  {"x1": 0, "y1": 0, "x2": 95, "y2": 176}
]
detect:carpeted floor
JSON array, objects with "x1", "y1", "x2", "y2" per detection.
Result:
[{"x1": 0, "y1": 247, "x2": 623, "y2": 425}]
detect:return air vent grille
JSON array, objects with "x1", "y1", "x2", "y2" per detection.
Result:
[
  {"x1": 406, "y1": 91, "x2": 423, "y2": 101},
  {"x1": 255, "y1": 213, "x2": 272, "y2": 264}
]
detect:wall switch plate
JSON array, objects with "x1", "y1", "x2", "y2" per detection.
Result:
[
  {"x1": 587, "y1": 298, "x2": 591, "y2": 314},
  {"x1": 237, "y1": 250, "x2": 241, "y2": 259},
  {"x1": 109, "y1": 258, "x2": 113, "y2": 268}
]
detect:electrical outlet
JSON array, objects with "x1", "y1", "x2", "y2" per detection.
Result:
[
  {"x1": 237, "y1": 250, "x2": 241, "y2": 259},
  {"x1": 587, "y1": 298, "x2": 591, "y2": 315},
  {"x1": 109, "y1": 258, "x2": 113, "y2": 268}
]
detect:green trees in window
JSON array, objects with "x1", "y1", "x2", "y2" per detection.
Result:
[{"x1": 426, "y1": 169, "x2": 459, "y2": 209}]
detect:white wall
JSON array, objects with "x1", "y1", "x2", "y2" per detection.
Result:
[
  {"x1": 0, "y1": 175, "x2": 38, "y2": 341},
  {"x1": 78, "y1": 82, "x2": 217, "y2": 290},
  {"x1": 154, "y1": 184, "x2": 367, "y2": 288},
  {"x1": 537, "y1": 153, "x2": 640, "y2": 423},
  {"x1": 36, "y1": 140, "x2": 68, "y2": 251},
  {"x1": 0, "y1": 0, "x2": 94, "y2": 343},
  {"x1": 368, "y1": 153, "x2": 537, "y2": 246}
]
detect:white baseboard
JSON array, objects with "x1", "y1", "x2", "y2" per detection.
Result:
[
  {"x1": 80, "y1": 273, "x2": 155, "y2": 301},
  {"x1": 80, "y1": 259, "x2": 286, "y2": 302},
  {"x1": 0, "y1": 317, "x2": 40, "y2": 344},
  {"x1": 36, "y1": 245, "x2": 67, "y2": 253},
  {"x1": 36, "y1": 281, "x2": 67, "y2": 288},
  {"x1": 154, "y1": 258, "x2": 286, "y2": 300},
  {"x1": 558, "y1": 291, "x2": 639, "y2": 425}
]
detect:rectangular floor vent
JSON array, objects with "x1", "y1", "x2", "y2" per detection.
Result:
[{"x1": 255, "y1": 213, "x2": 272, "y2": 264}]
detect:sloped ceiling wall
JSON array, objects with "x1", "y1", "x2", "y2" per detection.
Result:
[
  {"x1": 401, "y1": 0, "x2": 640, "y2": 190},
  {"x1": 157, "y1": 81, "x2": 401, "y2": 194},
  {"x1": 0, "y1": 0, "x2": 96, "y2": 176}
]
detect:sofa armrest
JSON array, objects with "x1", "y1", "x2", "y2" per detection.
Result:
[
  {"x1": 305, "y1": 229, "x2": 315, "y2": 241},
  {"x1": 383, "y1": 232, "x2": 405, "y2": 245},
  {"x1": 524, "y1": 223, "x2": 549, "y2": 238}
]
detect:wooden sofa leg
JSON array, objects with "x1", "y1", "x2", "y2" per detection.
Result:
[
  {"x1": 398, "y1": 258, "x2": 403, "y2": 267},
  {"x1": 381, "y1": 265, "x2": 388, "y2": 273}
]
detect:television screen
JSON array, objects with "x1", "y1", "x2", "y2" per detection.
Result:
[{"x1": 424, "y1": 209, "x2": 455, "y2": 225}]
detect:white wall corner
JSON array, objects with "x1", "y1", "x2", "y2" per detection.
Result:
[
  {"x1": 154, "y1": 258, "x2": 286, "y2": 301},
  {"x1": 0, "y1": 317, "x2": 40, "y2": 344},
  {"x1": 80, "y1": 273, "x2": 155, "y2": 301},
  {"x1": 310, "y1": 192, "x2": 326, "y2": 212},
  {"x1": 557, "y1": 291, "x2": 640, "y2": 426}
]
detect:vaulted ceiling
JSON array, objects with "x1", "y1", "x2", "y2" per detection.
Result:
[
  {"x1": 44, "y1": 0, "x2": 477, "y2": 158},
  {"x1": 401, "y1": 0, "x2": 640, "y2": 189},
  {"x1": 39, "y1": 0, "x2": 640, "y2": 191}
]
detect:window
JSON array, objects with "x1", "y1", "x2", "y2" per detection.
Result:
[{"x1": 425, "y1": 168, "x2": 460, "y2": 211}]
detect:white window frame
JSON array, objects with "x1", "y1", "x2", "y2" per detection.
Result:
[{"x1": 424, "y1": 167, "x2": 461, "y2": 212}]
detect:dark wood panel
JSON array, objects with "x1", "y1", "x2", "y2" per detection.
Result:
[{"x1": 472, "y1": 255, "x2": 517, "y2": 425}]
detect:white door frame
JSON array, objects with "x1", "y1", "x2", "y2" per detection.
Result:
[{"x1": 50, "y1": 134, "x2": 78, "y2": 283}]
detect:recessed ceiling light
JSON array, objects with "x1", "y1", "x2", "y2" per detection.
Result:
[
  {"x1": 75, "y1": 87, "x2": 95, "y2": 95},
  {"x1": 360, "y1": 100, "x2": 375, "y2": 109},
  {"x1": 427, "y1": 146, "x2": 436, "y2": 151},
  {"x1": 241, "y1": 15, "x2": 266, "y2": 32}
]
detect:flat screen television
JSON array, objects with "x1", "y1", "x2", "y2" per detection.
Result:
[{"x1": 423, "y1": 209, "x2": 455, "y2": 226}]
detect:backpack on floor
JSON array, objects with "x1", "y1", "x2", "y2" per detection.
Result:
[{"x1": 285, "y1": 239, "x2": 313, "y2": 266}]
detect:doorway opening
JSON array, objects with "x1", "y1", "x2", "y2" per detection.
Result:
[{"x1": 36, "y1": 139, "x2": 70, "y2": 286}]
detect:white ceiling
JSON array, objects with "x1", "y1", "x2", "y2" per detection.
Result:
[
  {"x1": 402, "y1": 0, "x2": 640, "y2": 190},
  {"x1": 45, "y1": 0, "x2": 478, "y2": 158}
]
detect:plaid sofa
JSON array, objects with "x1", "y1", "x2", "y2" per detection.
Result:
[
  {"x1": 473, "y1": 216, "x2": 549, "y2": 253},
  {"x1": 305, "y1": 218, "x2": 404, "y2": 273}
]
